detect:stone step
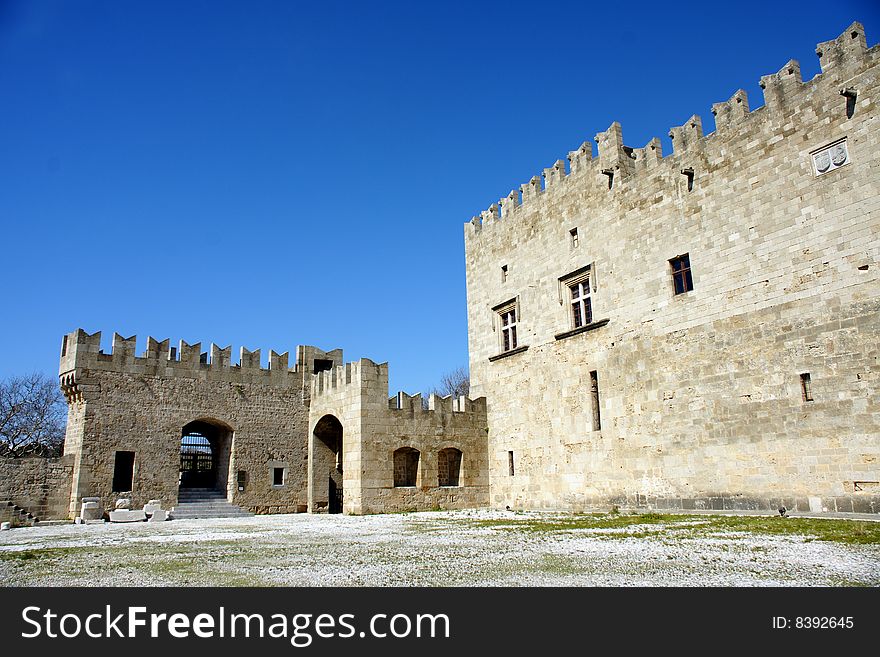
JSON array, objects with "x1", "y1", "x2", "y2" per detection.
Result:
[{"x1": 171, "y1": 492, "x2": 253, "y2": 520}]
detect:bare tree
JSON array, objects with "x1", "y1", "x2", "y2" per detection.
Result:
[
  {"x1": 0, "y1": 373, "x2": 66, "y2": 457},
  {"x1": 435, "y1": 366, "x2": 470, "y2": 398},
  {"x1": 423, "y1": 367, "x2": 470, "y2": 408}
]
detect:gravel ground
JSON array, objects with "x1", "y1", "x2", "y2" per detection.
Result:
[{"x1": 1, "y1": 510, "x2": 878, "y2": 586}]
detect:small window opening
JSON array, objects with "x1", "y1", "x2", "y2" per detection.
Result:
[
  {"x1": 501, "y1": 264, "x2": 508, "y2": 283},
  {"x1": 681, "y1": 167, "x2": 694, "y2": 192},
  {"x1": 273, "y1": 467, "x2": 285, "y2": 486},
  {"x1": 169, "y1": 346, "x2": 177, "y2": 360},
  {"x1": 590, "y1": 371, "x2": 601, "y2": 431},
  {"x1": 800, "y1": 373, "x2": 813, "y2": 402},
  {"x1": 840, "y1": 87, "x2": 857, "y2": 119},
  {"x1": 438, "y1": 448, "x2": 462, "y2": 487},
  {"x1": 313, "y1": 358, "x2": 333, "y2": 374},
  {"x1": 508, "y1": 450, "x2": 515, "y2": 476},
  {"x1": 393, "y1": 447, "x2": 420, "y2": 487},
  {"x1": 602, "y1": 168, "x2": 614, "y2": 190},
  {"x1": 670, "y1": 254, "x2": 693, "y2": 295},
  {"x1": 237, "y1": 470, "x2": 247, "y2": 491},
  {"x1": 569, "y1": 228, "x2": 579, "y2": 248},
  {"x1": 112, "y1": 451, "x2": 135, "y2": 492},
  {"x1": 61, "y1": 335, "x2": 68, "y2": 358}
]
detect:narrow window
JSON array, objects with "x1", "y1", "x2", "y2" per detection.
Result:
[
  {"x1": 840, "y1": 87, "x2": 857, "y2": 119},
  {"x1": 569, "y1": 228, "x2": 579, "y2": 248},
  {"x1": 501, "y1": 264, "x2": 508, "y2": 283},
  {"x1": 393, "y1": 447, "x2": 420, "y2": 487},
  {"x1": 508, "y1": 450, "x2": 515, "y2": 476},
  {"x1": 112, "y1": 451, "x2": 135, "y2": 492},
  {"x1": 237, "y1": 470, "x2": 247, "y2": 491},
  {"x1": 273, "y1": 467, "x2": 285, "y2": 486},
  {"x1": 670, "y1": 254, "x2": 693, "y2": 295},
  {"x1": 602, "y1": 168, "x2": 614, "y2": 189},
  {"x1": 681, "y1": 167, "x2": 694, "y2": 192},
  {"x1": 500, "y1": 306, "x2": 517, "y2": 352},
  {"x1": 800, "y1": 373, "x2": 813, "y2": 402},
  {"x1": 569, "y1": 278, "x2": 592, "y2": 328},
  {"x1": 590, "y1": 371, "x2": 601, "y2": 431}
]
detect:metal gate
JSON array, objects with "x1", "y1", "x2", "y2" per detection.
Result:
[{"x1": 179, "y1": 431, "x2": 214, "y2": 488}]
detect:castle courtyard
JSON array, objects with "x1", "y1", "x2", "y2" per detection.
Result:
[{"x1": 1, "y1": 511, "x2": 878, "y2": 587}]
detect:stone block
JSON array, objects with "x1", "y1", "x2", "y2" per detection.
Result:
[{"x1": 108, "y1": 509, "x2": 146, "y2": 523}]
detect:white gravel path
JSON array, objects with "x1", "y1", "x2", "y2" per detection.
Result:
[{"x1": 1, "y1": 510, "x2": 877, "y2": 586}]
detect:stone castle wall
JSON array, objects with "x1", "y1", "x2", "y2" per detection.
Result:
[
  {"x1": 464, "y1": 22, "x2": 880, "y2": 513},
  {"x1": 57, "y1": 328, "x2": 342, "y2": 518},
  {"x1": 309, "y1": 360, "x2": 489, "y2": 515},
  {"x1": 0, "y1": 456, "x2": 74, "y2": 521}
]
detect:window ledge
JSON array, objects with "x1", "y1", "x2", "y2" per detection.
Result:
[
  {"x1": 488, "y1": 345, "x2": 529, "y2": 362},
  {"x1": 554, "y1": 318, "x2": 610, "y2": 341}
]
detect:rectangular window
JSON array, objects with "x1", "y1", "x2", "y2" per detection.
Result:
[
  {"x1": 500, "y1": 306, "x2": 517, "y2": 352},
  {"x1": 501, "y1": 264, "x2": 508, "y2": 283},
  {"x1": 313, "y1": 358, "x2": 333, "y2": 374},
  {"x1": 670, "y1": 254, "x2": 693, "y2": 295},
  {"x1": 800, "y1": 373, "x2": 813, "y2": 402},
  {"x1": 112, "y1": 451, "x2": 135, "y2": 492},
  {"x1": 569, "y1": 228, "x2": 579, "y2": 248},
  {"x1": 590, "y1": 370, "x2": 601, "y2": 431},
  {"x1": 273, "y1": 467, "x2": 285, "y2": 486},
  {"x1": 569, "y1": 278, "x2": 593, "y2": 328},
  {"x1": 237, "y1": 470, "x2": 247, "y2": 491},
  {"x1": 508, "y1": 450, "x2": 515, "y2": 476}
]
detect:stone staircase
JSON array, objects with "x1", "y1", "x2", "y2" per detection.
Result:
[
  {"x1": 171, "y1": 488, "x2": 253, "y2": 520},
  {"x1": 1, "y1": 500, "x2": 39, "y2": 527}
]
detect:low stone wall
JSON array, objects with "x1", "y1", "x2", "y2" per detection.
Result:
[{"x1": 0, "y1": 455, "x2": 74, "y2": 520}]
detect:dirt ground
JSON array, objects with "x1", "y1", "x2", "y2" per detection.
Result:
[{"x1": 1, "y1": 509, "x2": 878, "y2": 586}]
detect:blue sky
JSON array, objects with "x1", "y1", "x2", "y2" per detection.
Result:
[{"x1": 1, "y1": 0, "x2": 877, "y2": 394}]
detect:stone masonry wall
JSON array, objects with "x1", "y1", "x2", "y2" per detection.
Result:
[
  {"x1": 58, "y1": 328, "x2": 341, "y2": 518},
  {"x1": 464, "y1": 23, "x2": 880, "y2": 513},
  {"x1": 0, "y1": 456, "x2": 74, "y2": 520},
  {"x1": 309, "y1": 360, "x2": 489, "y2": 514}
]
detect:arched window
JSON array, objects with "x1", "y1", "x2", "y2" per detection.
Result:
[
  {"x1": 393, "y1": 447, "x2": 420, "y2": 487},
  {"x1": 438, "y1": 448, "x2": 462, "y2": 487}
]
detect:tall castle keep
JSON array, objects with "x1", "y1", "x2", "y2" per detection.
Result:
[
  {"x1": 2, "y1": 22, "x2": 876, "y2": 521},
  {"x1": 465, "y1": 21, "x2": 879, "y2": 514}
]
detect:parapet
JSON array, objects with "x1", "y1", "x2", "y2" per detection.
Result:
[
  {"x1": 58, "y1": 328, "x2": 341, "y2": 391},
  {"x1": 310, "y1": 357, "x2": 487, "y2": 419},
  {"x1": 466, "y1": 21, "x2": 875, "y2": 238}
]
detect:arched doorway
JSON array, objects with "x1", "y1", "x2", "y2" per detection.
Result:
[
  {"x1": 179, "y1": 420, "x2": 233, "y2": 492},
  {"x1": 311, "y1": 414, "x2": 343, "y2": 513}
]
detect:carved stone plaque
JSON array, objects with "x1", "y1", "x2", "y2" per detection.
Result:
[{"x1": 812, "y1": 138, "x2": 849, "y2": 176}]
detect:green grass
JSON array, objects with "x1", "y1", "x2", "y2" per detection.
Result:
[{"x1": 466, "y1": 512, "x2": 880, "y2": 545}]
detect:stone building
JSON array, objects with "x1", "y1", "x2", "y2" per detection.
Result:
[
  {"x1": 2, "y1": 22, "x2": 877, "y2": 520},
  {"x1": 51, "y1": 330, "x2": 488, "y2": 518},
  {"x1": 465, "y1": 21, "x2": 880, "y2": 514}
]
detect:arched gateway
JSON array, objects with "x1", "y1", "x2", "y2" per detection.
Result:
[
  {"x1": 178, "y1": 419, "x2": 233, "y2": 492},
  {"x1": 310, "y1": 414, "x2": 343, "y2": 513}
]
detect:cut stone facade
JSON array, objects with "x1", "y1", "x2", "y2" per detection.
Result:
[
  {"x1": 4, "y1": 22, "x2": 876, "y2": 521},
  {"x1": 308, "y1": 360, "x2": 488, "y2": 515},
  {"x1": 464, "y1": 21, "x2": 880, "y2": 514}
]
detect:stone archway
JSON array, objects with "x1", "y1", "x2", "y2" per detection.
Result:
[
  {"x1": 179, "y1": 419, "x2": 233, "y2": 493},
  {"x1": 310, "y1": 414, "x2": 343, "y2": 513}
]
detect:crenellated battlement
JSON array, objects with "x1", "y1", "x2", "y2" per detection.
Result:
[
  {"x1": 58, "y1": 328, "x2": 342, "y2": 392},
  {"x1": 465, "y1": 21, "x2": 877, "y2": 240},
  {"x1": 310, "y1": 357, "x2": 487, "y2": 419}
]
